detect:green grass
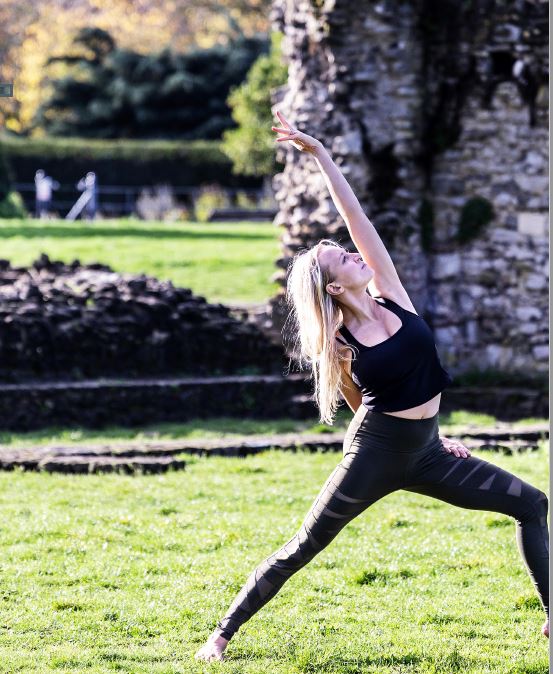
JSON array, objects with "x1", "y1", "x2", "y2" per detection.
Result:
[
  {"x1": 0, "y1": 439, "x2": 548, "y2": 672},
  {"x1": 0, "y1": 218, "x2": 282, "y2": 304},
  {"x1": 0, "y1": 408, "x2": 546, "y2": 450},
  {"x1": 0, "y1": 413, "x2": 351, "y2": 449},
  {"x1": 0, "y1": 218, "x2": 549, "y2": 670}
]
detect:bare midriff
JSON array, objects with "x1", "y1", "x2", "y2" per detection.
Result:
[{"x1": 381, "y1": 392, "x2": 442, "y2": 420}]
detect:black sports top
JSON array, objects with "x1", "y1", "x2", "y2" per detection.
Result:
[{"x1": 336, "y1": 295, "x2": 453, "y2": 412}]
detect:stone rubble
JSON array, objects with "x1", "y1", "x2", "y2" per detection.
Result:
[{"x1": 0, "y1": 254, "x2": 287, "y2": 381}]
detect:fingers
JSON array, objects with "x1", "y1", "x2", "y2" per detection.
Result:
[
  {"x1": 457, "y1": 442, "x2": 471, "y2": 458},
  {"x1": 449, "y1": 445, "x2": 471, "y2": 458},
  {"x1": 441, "y1": 439, "x2": 471, "y2": 458},
  {"x1": 276, "y1": 109, "x2": 291, "y2": 129}
]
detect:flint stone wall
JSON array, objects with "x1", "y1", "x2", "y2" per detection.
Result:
[{"x1": 268, "y1": 0, "x2": 548, "y2": 377}]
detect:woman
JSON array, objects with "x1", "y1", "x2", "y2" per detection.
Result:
[{"x1": 195, "y1": 111, "x2": 549, "y2": 661}]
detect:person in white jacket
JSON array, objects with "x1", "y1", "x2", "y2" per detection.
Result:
[{"x1": 34, "y1": 169, "x2": 59, "y2": 219}]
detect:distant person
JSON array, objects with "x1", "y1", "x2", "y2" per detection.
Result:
[
  {"x1": 76, "y1": 172, "x2": 97, "y2": 220},
  {"x1": 34, "y1": 169, "x2": 59, "y2": 219}
]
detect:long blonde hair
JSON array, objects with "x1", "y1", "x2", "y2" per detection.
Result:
[{"x1": 284, "y1": 238, "x2": 358, "y2": 425}]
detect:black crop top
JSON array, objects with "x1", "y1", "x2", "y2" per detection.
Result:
[{"x1": 336, "y1": 296, "x2": 453, "y2": 412}]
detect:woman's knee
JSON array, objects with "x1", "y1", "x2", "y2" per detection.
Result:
[
  {"x1": 527, "y1": 484, "x2": 548, "y2": 510},
  {"x1": 513, "y1": 484, "x2": 549, "y2": 522},
  {"x1": 535, "y1": 489, "x2": 549, "y2": 518}
]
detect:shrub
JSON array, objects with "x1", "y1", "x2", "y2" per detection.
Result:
[
  {"x1": 0, "y1": 191, "x2": 27, "y2": 219},
  {"x1": 135, "y1": 184, "x2": 189, "y2": 221},
  {"x1": 235, "y1": 190, "x2": 259, "y2": 209},
  {"x1": 2, "y1": 135, "x2": 262, "y2": 191},
  {"x1": 193, "y1": 184, "x2": 231, "y2": 222},
  {"x1": 221, "y1": 31, "x2": 288, "y2": 177}
]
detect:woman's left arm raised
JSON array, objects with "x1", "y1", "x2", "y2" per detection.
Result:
[{"x1": 272, "y1": 110, "x2": 401, "y2": 287}]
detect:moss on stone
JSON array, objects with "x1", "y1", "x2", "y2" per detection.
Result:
[{"x1": 457, "y1": 196, "x2": 494, "y2": 244}]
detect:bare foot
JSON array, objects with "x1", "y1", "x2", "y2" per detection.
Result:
[
  {"x1": 542, "y1": 618, "x2": 549, "y2": 638},
  {"x1": 194, "y1": 632, "x2": 230, "y2": 662}
]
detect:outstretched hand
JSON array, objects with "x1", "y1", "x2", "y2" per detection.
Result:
[{"x1": 271, "y1": 110, "x2": 323, "y2": 156}]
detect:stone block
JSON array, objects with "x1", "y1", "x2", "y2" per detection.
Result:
[
  {"x1": 524, "y1": 151, "x2": 545, "y2": 169},
  {"x1": 434, "y1": 326, "x2": 459, "y2": 347},
  {"x1": 490, "y1": 227, "x2": 520, "y2": 245},
  {"x1": 431, "y1": 253, "x2": 461, "y2": 280},
  {"x1": 493, "y1": 192, "x2": 517, "y2": 208},
  {"x1": 519, "y1": 322, "x2": 539, "y2": 335},
  {"x1": 532, "y1": 345, "x2": 549, "y2": 361},
  {"x1": 514, "y1": 175, "x2": 549, "y2": 194},
  {"x1": 525, "y1": 273, "x2": 547, "y2": 290},
  {"x1": 331, "y1": 131, "x2": 363, "y2": 156},
  {"x1": 515, "y1": 306, "x2": 542, "y2": 321},
  {"x1": 485, "y1": 344, "x2": 514, "y2": 368},
  {"x1": 517, "y1": 212, "x2": 548, "y2": 237},
  {"x1": 465, "y1": 320, "x2": 479, "y2": 346}
]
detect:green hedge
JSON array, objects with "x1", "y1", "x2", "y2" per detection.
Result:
[{"x1": 1, "y1": 135, "x2": 263, "y2": 189}]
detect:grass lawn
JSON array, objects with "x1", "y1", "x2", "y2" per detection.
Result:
[
  {"x1": 0, "y1": 410, "x2": 548, "y2": 673},
  {"x1": 0, "y1": 218, "x2": 549, "y2": 671},
  {"x1": 0, "y1": 218, "x2": 282, "y2": 305},
  {"x1": 0, "y1": 444, "x2": 548, "y2": 673},
  {"x1": 0, "y1": 408, "x2": 547, "y2": 449}
]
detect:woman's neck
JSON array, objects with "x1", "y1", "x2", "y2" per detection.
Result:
[{"x1": 339, "y1": 289, "x2": 380, "y2": 326}]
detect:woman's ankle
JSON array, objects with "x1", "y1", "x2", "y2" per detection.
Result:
[{"x1": 211, "y1": 631, "x2": 230, "y2": 645}]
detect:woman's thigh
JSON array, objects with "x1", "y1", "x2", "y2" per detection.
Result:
[
  {"x1": 287, "y1": 442, "x2": 408, "y2": 567},
  {"x1": 404, "y1": 441, "x2": 548, "y2": 524},
  {"x1": 306, "y1": 451, "x2": 398, "y2": 528}
]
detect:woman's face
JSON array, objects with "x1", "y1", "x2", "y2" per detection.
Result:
[{"x1": 317, "y1": 246, "x2": 374, "y2": 294}]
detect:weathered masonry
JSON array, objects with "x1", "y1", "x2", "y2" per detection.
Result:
[{"x1": 269, "y1": 0, "x2": 548, "y2": 376}]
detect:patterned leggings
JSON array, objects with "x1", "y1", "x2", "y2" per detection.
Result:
[{"x1": 214, "y1": 406, "x2": 549, "y2": 640}]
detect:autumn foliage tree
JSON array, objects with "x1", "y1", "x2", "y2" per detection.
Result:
[{"x1": 1, "y1": 0, "x2": 272, "y2": 136}]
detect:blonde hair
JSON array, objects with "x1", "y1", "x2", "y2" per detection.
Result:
[{"x1": 284, "y1": 238, "x2": 358, "y2": 425}]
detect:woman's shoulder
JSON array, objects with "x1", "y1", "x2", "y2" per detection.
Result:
[{"x1": 368, "y1": 282, "x2": 419, "y2": 316}]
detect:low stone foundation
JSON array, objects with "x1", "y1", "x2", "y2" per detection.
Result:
[{"x1": 0, "y1": 422, "x2": 547, "y2": 474}]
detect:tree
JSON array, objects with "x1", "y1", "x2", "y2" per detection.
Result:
[
  {"x1": 2, "y1": 0, "x2": 272, "y2": 136},
  {"x1": 34, "y1": 27, "x2": 269, "y2": 139},
  {"x1": 221, "y1": 31, "x2": 287, "y2": 177}
]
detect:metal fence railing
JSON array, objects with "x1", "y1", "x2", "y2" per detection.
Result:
[{"x1": 12, "y1": 183, "x2": 275, "y2": 219}]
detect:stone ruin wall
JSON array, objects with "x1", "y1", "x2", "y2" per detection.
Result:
[{"x1": 268, "y1": 0, "x2": 548, "y2": 377}]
